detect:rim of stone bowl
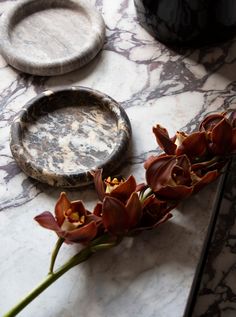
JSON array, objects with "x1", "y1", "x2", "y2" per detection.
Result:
[
  {"x1": 10, "y1": 86, "x2": 132, "y2": 188},
  {"x1": 0, "y1": 0, "x2": 105, "y2": 76}
]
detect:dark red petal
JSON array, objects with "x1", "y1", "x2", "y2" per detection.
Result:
[
  {"x1": 102, "y1": 196, "x2": 129, "y2": 235},
  {"x1": 70, "y1": 200, "x2": 87, "y2": 216},
  {"x1": 136, "y1": 183, "x2": 148, "y2": 192},
  {"x1": 92, "y1": 169, "x2": 105, "y2": 201},
  {"x1": 157, "y1": 185, "x2": 193, "y2": 200},
  {"x1": 199, "y1": 113, "x2": 225, "y2": 132},
  {"x1": 111, "y1": 175, "x2": 137, "y2": 202},
  {"x1": 142, "y1": 194, "x2": 156, "y2": 209},
  {"x1": 153, "y1": 124, "x2": 177, "y2": 155},
  {"x1": 126, "y1": 192, "x2": 142, "y2": 228},
  {"x1": 55, "y1": 192, "x2": 70, "y2": 226},
  {"x1": 64, "y1": 221, "x2": 97, "y2": 243},
  {"x1": 144, "y1": 155, "x2": 158, "y2": 170},
  {"x1": 211, "y1": 118, "x2": 232, "y2": 155},
  {"x1": 153, "y1": 212, "x2": 173, "y2": 228},
  {"x1": 231, "y1": 128, "x2": 236, "y2": 151},
  {"x1": 193, "y1": 170, "x2": 219, "y2": 193},
  {"x1": 93, "y1": 202, "x2": 103, "y2": 216},
  {"x1": 146, "y1": 155, "x2": 176, "y2": 192},
  {"x1": 34, "y1": 211, "x2": 61, "y2": 231},
  {"x1": 132, "y1": 212, "x2": 172, "y2": 232},
  {"x1": 176, "y1": 132, "x2": 207, "y2": 158}
]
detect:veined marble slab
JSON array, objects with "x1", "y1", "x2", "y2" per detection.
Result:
[
  {"x1": 0, "y1": 0, "x2": 236, "y2": 317},
  {"x1": 0, "y1": 0, "x2": 105, "y2": 75}
]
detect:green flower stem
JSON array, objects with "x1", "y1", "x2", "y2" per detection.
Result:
[
  {"x1": 3, "y1": 246, "x2": 93, "y2": 317},
  {"x1": 3, "y1": 236, "x2": 122, "y2": 317},
  {"x1": 49, "y1": 237, "x2": 64, "y2": 274}
]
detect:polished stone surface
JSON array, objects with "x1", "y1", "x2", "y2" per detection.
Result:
[
  {"x1": 0, "y1": 0, "x2": 105, "y2": 75},
  {"x1": 0, "y1": 0, "x2": 236, "y2": 317},
  {"x1": 10, "y1": 87, "x2": 131, "y2": 187},
  {"x1": 192, "y1": 158, "x2": 236, "y2": 317}
]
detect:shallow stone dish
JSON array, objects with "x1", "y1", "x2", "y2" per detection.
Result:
[
  {"x1": 0, "y1": 0, "x2": 105, "y2": 76},
  {"x1": 10, "y1": 87, "x2": 132, "y2": 187}
]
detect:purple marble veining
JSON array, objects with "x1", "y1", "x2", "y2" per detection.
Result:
[{"x1": 0, "y1": 0, "x2": 236, "y2": 316}]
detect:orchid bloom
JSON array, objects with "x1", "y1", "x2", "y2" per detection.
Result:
[
  {"x1": 135, "y1": 194, "x2": 173, "y2": 231},
  {"x1": 35, "y1": 192, "x2": 99, "y2": 243},
  {"x1": 199, "y1": 112, "x2": 234, "y2": 155},
  {"x1": 145, "y1": 154, "x2": 193, "y2": 201},
  {"x1": 92, "y1": 169, "x2": 137, "y2": 203},
  {"x1": 102, "y1": 189, "x2": 172, "y2": 235},
  {"x1": 153, "y1": 125, "x2": 208, "y2": 160},
  {"x1": 153, "y1": 112, "x2": 236, "y2": 160}
]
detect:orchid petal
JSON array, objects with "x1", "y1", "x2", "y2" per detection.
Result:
[
  {"x1": 144, "y1": 155, "x2": 159, "y2": 170},
  {"x1": 111, "y1": 175, "x2": 137, "y2": 202},
  {"x1": 92, "y1": 169, "x2": 105, "y2": 201},
  {"x1": 55, "y1": 192, "x2": 70, "y2": 226},
  {"x1": 102, "y1": 196, "x2": 129, "y2": 235},
  {"x1": 93, "y1": 202, "x2": 103, "y2": 217},
  {"x1": 34, "y1": 211, "x2": 61, "y2": 232},
  {"x1": 193, "y1": 170, "x2": 219, "y2": 193},
  {"x1": 146, "y1": 155, "x2": 176, "y2": 192},
  {"x1": 64, "y1": 221, "x2": 97, "y2": 243},
  {"x1": 231, "y1": 128, "x2": 236, "y2": 151},
  {"x1": 176, "y1": 132, "x2": 207, "y2": 158},
  {"x1": 126, "y1": 192, "x2": 142, "y2": 228},
  {"x1": 211, "y1": 118, "x2": 232, "y2": 155},
  {"x1": 70, "y1": 200, "x2": 87, "y2": 216},
  {"x1": 200, "y1": 113, "x2": 225, "y2": 131},
  {"x1": 157, "y1": 185, "x2": 193, "y2": 200},
  {"x1": 153, "y1": 124, "x2": 177, "y2": 154},
  {"x1": 153, "y1": 212, "x2": 173, "y2": 228}
]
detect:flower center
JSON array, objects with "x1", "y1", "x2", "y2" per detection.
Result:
[{"x1": 104, "y1": 176, "x2": 125, "y2": 193}]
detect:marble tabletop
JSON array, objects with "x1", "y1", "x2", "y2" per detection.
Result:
[{"x1": 0, "y1": 1, "x2": 236, "y2": 317}]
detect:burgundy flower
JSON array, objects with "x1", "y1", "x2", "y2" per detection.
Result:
[
  {"x1": 102, "y1": 192, "x2": 142, "y2": 235},
  {"x1": 199, "y1": 112, "x2": 233, "y2": 155},
  {"x1": 145, "y1": 154, "x2": 193, "y2": 201},
  {"x1": 34, "y1": 192, "x2": 99, "y2": 244},
  {"x1": 92, "y1": 169, "x2": 137, "y2": 203},
  {"x1": 136, "y1": 194, "x2": 173, "y2": 231},
  {"x1": 153, "y1": 125, "x2": 208, "y2": 160}
]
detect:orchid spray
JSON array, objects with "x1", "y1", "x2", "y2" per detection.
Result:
[{"x1": 3, "y1": 112, "x2": 236, "y2": 317}]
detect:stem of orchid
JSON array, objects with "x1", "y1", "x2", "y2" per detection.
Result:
[
  {"x1": 3, "y1": 236, "x2": 123, "y2": 317},
  {"x1": 49, "y1": 237, "x2": 64, "y2": 274},
  {"x1": 3, "y1": 246, "x2": 93, "y2": 317}
]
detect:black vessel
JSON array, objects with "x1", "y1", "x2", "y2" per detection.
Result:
[{"x1": 134, "y1": 0, "x2": 236, "y2": 46}]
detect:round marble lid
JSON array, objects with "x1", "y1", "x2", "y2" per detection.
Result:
[
  {"x1": 10, "y1": 87, "x2": 132, "y2": 187},
  {"x1": 0, "y1": 0, "x2": 105, "y2": 76}
]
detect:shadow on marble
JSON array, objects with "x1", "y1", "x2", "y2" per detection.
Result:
[{"x1": 49, "y1": 218, "x2": 204, "y2": 317}]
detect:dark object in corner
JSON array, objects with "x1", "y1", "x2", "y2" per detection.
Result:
[{"x1": 134, "y1": 0, "x2": 236, "y2": 46}]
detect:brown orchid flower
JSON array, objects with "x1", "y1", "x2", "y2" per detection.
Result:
[
  {"x1": 34, "y1": 192, "x2": 99, "y2": 244},
  {"x1": 134, "y1": 194, "x2": 173, "y2": 232},
  {"x1": 92, "y1": 169, "x2": 137, "y2": 203},
  {"x1": 145, "y1": 154, "x2": 193, "y2": 201},
  {"x1": 199, "y1": 112, "x2": 234, "y2": 155},
  {"x1": 101, "y1": 190, "x2": 172, "y2": 235},
  {"x1": 153, "y1": 125, "x2": 208, "y2": 160},
  {"x1": 102, "y1": 192, "x2": 142, "y2": 235}
]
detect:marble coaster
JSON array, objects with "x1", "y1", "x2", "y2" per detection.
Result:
[
  {"x1": 10, "y1": 87, "x2": 132, "y2": 187},
  {"x1": 0, "y1": 0, "x2": 105, "y2": 76}
]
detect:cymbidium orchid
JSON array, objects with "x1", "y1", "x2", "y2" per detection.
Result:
[
  {"x1": 35, "y1": 192, "x2": 100, "y2": 244},
  {"x1": 92, "y1": 169, "x2": 137, "y2": 203},
  {"x1": 4, "y1": 111, "x2": 235, "y2": 317}
]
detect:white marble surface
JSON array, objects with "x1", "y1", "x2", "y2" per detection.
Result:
[{"x1": 0, "y1": 0, "x2": 236, "y2": 316}]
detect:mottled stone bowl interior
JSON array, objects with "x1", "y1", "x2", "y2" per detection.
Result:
[
  {"x1": 10, "y1": 87, "x2": 132, "y2": 187},
  {"x1": 0, "y1": 0, "x2": 105, "y2": 76}
]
